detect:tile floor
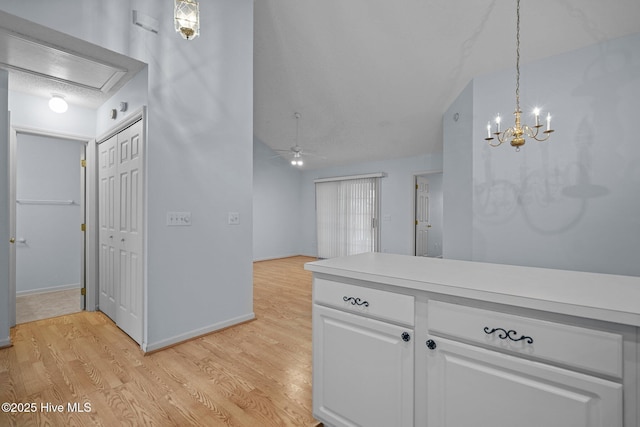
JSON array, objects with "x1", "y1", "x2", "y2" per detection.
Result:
[{"x1": 16, "y1": 288, "x2": 82, "y2": 324}]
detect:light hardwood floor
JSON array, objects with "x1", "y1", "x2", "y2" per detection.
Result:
[{"x1": 0, "y1": 256, "x2": 320, "y2": 426}]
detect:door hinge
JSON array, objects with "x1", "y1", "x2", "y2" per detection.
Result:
[
  {"x1": 81, "y1": 159, "x2": 87, "y2": 167},
  {"x1": 81, "y1": 223, "x2": 86, "y2": 232},
  {"x1": 415, "y1": 220, "x2": 419, "y2": 225},
  {"x1": 416, "y1": 184, "x2": 419, "y2": 189},
  {"x1": 80, "y1": 288, "x2": 86, "y2": 296}
]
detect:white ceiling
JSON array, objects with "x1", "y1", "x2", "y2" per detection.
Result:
[
  {"x1": 254, "y1": 0, "x2": 640, "y2": 169},
  {"x1": 2, "y1": 3, "x2": 639, "y2": 170}
]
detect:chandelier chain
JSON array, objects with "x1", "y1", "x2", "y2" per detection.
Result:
[{"x1": 515, "y1": 0, "x2": 521, "y2": 113}]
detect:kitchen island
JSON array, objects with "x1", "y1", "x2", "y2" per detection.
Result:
[{"x1": 305, "y1": 252, "x2": 640, "y2": 427}]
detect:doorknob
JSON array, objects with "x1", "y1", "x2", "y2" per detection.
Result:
[{"x1": 9, "y1": 237, "x2": 15, "y2": 244}]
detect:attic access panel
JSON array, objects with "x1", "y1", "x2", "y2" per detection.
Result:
[{"x1": 0, "y1": 28, "x2": 126, "y2": 93}]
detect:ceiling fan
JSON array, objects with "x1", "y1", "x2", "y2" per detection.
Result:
[{"x1": 273, "y1": 112, "x2": 319, "y2": 167}]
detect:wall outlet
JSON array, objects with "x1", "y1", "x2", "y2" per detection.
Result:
[
  {"x1": 167, "y1": 211, "x2": 192, "y2": 226},
  {"x1": 228, "y1": 212, "x2": 240, "y2": 225}
]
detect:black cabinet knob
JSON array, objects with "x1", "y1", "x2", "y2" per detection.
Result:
[
  {"x1": 426, "y1": 339, "x2": 437, "y2": 350},
  {"x1": 401, "y1": 332, "x2": 411, "y2": 342}
]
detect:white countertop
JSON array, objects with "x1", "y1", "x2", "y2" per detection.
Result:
[{"x1": 305, "y1": 253, "x2": 640, "y2": 327}]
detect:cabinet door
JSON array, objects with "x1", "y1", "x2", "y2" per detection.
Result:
[
  {"x1": 313, "y1": 304, "x2": 414, "y2": 427},
  {"x1": 426, "y1": 337, "x2": 622, "y2": 427}
]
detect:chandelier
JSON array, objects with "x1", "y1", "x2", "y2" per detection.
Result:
[
  {"x1": 174, "y1": 0, "x2": 200, "y2": 40},
  {"x1": 485, "y1": 0, "x2": 554, "y2": 151}
]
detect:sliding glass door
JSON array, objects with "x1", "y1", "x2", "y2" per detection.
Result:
[{"x1": 315, "y1": 175, "x2": 381, "y2": 259}]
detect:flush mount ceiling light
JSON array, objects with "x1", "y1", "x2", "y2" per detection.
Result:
[
  {"x1": 48, "y1": 94, "x2": 68, "y2": 113},
  {"x1": 174, "y1": 0, "x2": 200, "y2": 40},
  {"x1": 484, "y1": 0, "x2": 554, "y2": 151}
]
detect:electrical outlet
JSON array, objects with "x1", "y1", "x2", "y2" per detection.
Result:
[
  {"x1": 228, "y1": 212, "x2": 240, "y2": 225},
  {"x1": 167, "y1": 211, "x2": 192, "y2": 226}
]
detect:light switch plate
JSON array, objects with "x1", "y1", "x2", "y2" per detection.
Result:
[
  {"x1": 228, "y1": 212, "x2": 240, "y2": 225},
  {"x1": 167, "y1": 211, "x2": 192, "y2": 226}
]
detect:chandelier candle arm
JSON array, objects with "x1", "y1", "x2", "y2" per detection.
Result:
[{"x1": 483, "y1": 0, "x2": 554, "y2": 151}]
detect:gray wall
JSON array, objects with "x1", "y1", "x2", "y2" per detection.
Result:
[
  {"x1": 445, "y1": 32, "x2": 640, "y2": 276},
  {"x1": 300, "y1": 153, "x2": 443, "y2": 257},
  {"x1": 15, "y1": 134, "x2": 83, "y2": 294},
  {"x1": 1, "y1": 0, "x2": 255, "y2": 351},
  {"x1": 253, "y1": 142, "x2": 444, "y2": 260},
  {"x1": 253, "y1": 139, "x2": 303, "y2": 261},
  {"x1": 443, "y1": 81, "x2": 474, "y2": 261},
  {"x1": 9, "y1": 91, "x2": 96, "y2": 136}
]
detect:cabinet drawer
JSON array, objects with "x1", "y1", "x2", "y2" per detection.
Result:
[
  {"x1": 314, "y1": 278, "x2": 415, "y2": 326},
  {"x1": 427, "y1": 300, "x2": 623, "y2": 378}
]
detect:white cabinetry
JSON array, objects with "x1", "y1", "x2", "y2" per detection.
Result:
[
  {"x1": 425, "y1": 338, "x2": 622, "y2": 427},
  {"x1": 313, "y1": 279, "x2": 414, "y2": 427},
  {"x1": 306, "y1": 253, "x2": 640, "y2": 427},
  {"x1": 425, "y1": 300, "x2": 624, "y2": 427}
]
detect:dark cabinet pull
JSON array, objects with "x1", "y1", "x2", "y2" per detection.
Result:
[
  {"x1": 426, "y1": 339, "x2": 437, "y2": 350},
  {"x1": 401, "y1": 332, "x2": 411, "y2": 342},
  {"x1": 343, "y1": 296, "x2": 369, "y2": 307},
  {"x1": 484, "y1": 327, "x2": 533, "y2": 344}
]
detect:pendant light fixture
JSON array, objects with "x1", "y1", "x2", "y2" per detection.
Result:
[
  {"x1": 174, "y1": 0, "x2": 200, "y2": 40},
  {"x1": 484, "y1": 0, "x2": 554, "y2": 151},
  {"x1": 291, "y1": 112, "x2": 304, "y2": 167}
]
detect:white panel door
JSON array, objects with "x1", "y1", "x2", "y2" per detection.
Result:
[
  {"x1": 98, "y1": 134, "x2": 117, "y2": 321},
  {"x1": 97, "y1": 119, "x2": 143, "y2": 344},
  {"x1": 313, "y1": 304, "x2": 414, "y2": 427},
  {"x1": 114, "y1": 120, "x2": 143, "y2": 344},
  {"x1": 426, "y1": 337, "x2": 622, "y2": 427},
  {"x1": 415, "y1": 176, "x2": 430, "y2": 256}
]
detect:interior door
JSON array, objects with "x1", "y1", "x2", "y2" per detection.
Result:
[
  {"x1": 98, "y1": 119, "x2": 143, "y2": 344},
  {"x1": 415, "y1": 175, "x2": 430, "y2": 256},
  {"x1": 98, "y1": 134, "x2": 117, "y2": 321},
  {"x1": 114, "y1": 120, "x2": 143, "y2": 344}
]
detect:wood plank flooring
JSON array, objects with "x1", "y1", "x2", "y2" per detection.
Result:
[{"x1": 0, "y1": 256, "x2": 320, "y2": 426}]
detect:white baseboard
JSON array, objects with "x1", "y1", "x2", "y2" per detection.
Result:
[
  {"x1": 16, "y1": 283, "x2": 80, "y2": 297},
  {"x1": 0, "y1": 336, "x2": 11, "y2": 348},
  {"x1": 142, "y1": 312, "x2": 256, "y2": 353},
  {"x1": 253, "y1": 253, "x2": 317, "y2": 262}
]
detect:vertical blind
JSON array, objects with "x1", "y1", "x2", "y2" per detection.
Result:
[{"x1": 315, "y1": 175, "x2": 381, "y2": 259}]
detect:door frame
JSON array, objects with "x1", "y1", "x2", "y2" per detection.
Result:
[
  {"x1": 411, "y1": 170, "x2": 443, "y2": 257},
  {"x1": 9, "y1": 126, "x2": 95, "y2": 327}
]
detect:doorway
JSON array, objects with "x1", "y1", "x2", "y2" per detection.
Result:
[
  {"x1": 10, "y1": 129, "x2": 91, "y2": 325},
  {"x1": 414, "y1": 172, "x2": 443, "y2": 257}
]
